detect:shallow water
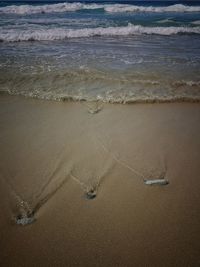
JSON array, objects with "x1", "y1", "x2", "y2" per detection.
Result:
[{"x1": 0, "y1": 1, "x2": 200, "y2": 102}]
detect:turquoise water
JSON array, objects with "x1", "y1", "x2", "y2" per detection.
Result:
[{"x1": 0, "y1": 1, "x2": 200, "y2": 102}]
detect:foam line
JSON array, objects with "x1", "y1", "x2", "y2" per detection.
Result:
[
  {"x1": 0, "y1": 3, "x2": 200, "y2": 15},
  {"x1": 0, "y1": 25, "x2": 199, "y2": 42}
]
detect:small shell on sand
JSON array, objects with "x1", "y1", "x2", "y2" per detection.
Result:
[
  {"x1": 15, "y1": 214, "x2": 35, "y2": 226},
  {"x1": 85, "y1": 188, "x2": 97, "y2": 199},
  {"x1": 88, "y1": 107, "x2": 102, "y2": 114},
  {"x1": 86, "y1": 102, "x2": 103, "y2": 114},
  {"x1": 144, "y1": 179, "x2": 169, "y2": 186}
]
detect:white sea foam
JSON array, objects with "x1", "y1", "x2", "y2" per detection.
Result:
[
  {"x1": 0, "y1": 25, "x2": 199, "y2": 42},
  {"x1": 0, "y1": 3, "x2": 200, "y2": 15},
  {"x1": 192, "y1": 20, "x2": 200, "y2": 25},
  {"x1": 104, "y1": 4, "x2": 200, "y2": 13},
  {"x1": 156, "y1": 18, "x2": 175, "y2": 24},
  {"x1": 173, "y1": 80, "x2": 200, "y2": 87},
  {"x1": 1, "y1": 88, "x2": 200, "y2": 104},
  {"x1": 0, "y1": 2, "x2": 104, "y2": 14},
  {"x1": 0, "y1": 3, "x2": 84, "y2": 14}
]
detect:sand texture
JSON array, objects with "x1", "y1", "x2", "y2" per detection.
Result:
[{"x1": 0, "y1": 95, "x2": 200, "y2": 267}]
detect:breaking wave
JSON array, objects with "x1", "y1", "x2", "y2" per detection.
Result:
[
  {"x1": 0, "y1": 3, "x2": 200, "y2": 15},
  {"x1": 0, "y1": 2, "x2": 94, "y2": 14},
  {"x1": 192, "y1": 20, "x2": 200, "y2": 25},
  {"x1": 1, "y1": 25, "x2": 199, "y2": 42},
  {"x1": 156, "y1": 18, "x2": 175, "y2": 24},
  {"x1": 104, "y1": 4, "x2": 200, "y2": 13}
]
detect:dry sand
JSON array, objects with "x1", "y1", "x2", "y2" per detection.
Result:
[{"x1": 0, "y1": 95, "x2": 200, "y2": 267}]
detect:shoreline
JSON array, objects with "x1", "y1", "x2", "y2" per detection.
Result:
[
  {"x1": 0, "y1": 95, "x2": 200, "y2": 266},
  {"x1": 1, "y1": 91, "x2": 200, "y2": 104}
]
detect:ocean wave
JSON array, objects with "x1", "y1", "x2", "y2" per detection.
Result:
[
  {"x1": 156, "y1": 18, "x2": 175, "y2": 24},
  {"x1": 192, "y1": 20, "x2": 200, "y2": 25},
  {"x1": 0, "y1": 25, "x2": 199, "y2": 42},
  {"x1": 0, "y1": 2, "x2": 103, "y2": 14},
  {"x1": 0, "y1": 3, "x2": 200, "y2": 15},
  {"x1": 104, "y1": 4, "x2": 200, "y2": 13}
]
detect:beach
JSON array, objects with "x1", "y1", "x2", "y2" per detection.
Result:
[
  {"x1": 1, "y1": 0, "x2": 200, "y2": 265},
  {"x1": 0, "y1": 95, "x2": 200, "y2": 266}
]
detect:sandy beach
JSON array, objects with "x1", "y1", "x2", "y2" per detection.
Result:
[{"x1": 0, "y1": 95, "x2": 200, "y2": 266}]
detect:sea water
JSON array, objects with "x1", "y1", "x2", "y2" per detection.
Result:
[{"x1": 0, "y1": 0, "x2": 200, "y2": 103}]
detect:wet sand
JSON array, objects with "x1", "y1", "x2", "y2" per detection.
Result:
[{"x1": 0, "y1": 95, "x2": 200, "y2": 267}]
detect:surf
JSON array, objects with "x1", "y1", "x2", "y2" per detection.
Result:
[
  {"x1": 0, "y1": 25, "x2": 200, "y2": 42},
  {"x1": 0, "y1": 3, "x2": 200, "y2": 15}
]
